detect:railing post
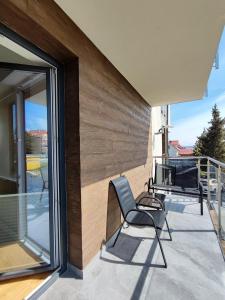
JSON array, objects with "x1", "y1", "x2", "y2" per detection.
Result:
[
  {"x1": 217, "y1": 166, "x2": 222, "y2": 237},
  {"x1": 197, "y1": 158, "x2": 201, "y2": 184},
  {"x1": 207, "y1": 159, "x2": 211, "y2": 204}
]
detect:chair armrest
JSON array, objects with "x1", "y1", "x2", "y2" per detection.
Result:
[
  {"x1": 145, "y1": 177, "x2": 154, "y2": 192},
  {"x1": 125, "y1": 208, "x2": 156, "y2": 227},
  {"x1": 144, "y1": 181, "x2": 149, "y2": 190},
  {"x1": 137, "y1": 195, "x2": 165, "y2": 210}
]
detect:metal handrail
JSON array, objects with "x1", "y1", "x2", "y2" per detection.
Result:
[{"x1": 153, "y1": 155, "x2": 225, "y2": 169}]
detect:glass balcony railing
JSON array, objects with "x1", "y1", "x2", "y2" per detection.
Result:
[
  {"x1": 0, "y1": 191, "x2": 50, "y2": 274},
  {"x1": 153, "y1": 156, "x2": 225, "y2": 240}
]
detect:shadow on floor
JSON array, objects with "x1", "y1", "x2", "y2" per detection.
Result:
[
  {"x1": 100, "y1": 232, "x2": 166, "y2": 269},
  {"x1": 106, "y1": 233, "x2": 141, "y2": 261},
  {"x1": 166, "y1": 201, "x2": 185, "y2": 213},
  {"x1": 166, "y1": 199, "x2": 202, "y2": 215}
]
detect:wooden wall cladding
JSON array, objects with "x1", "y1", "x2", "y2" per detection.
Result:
[{"x1": 0, "y1": 0, "x2": 152, "y2": 269}]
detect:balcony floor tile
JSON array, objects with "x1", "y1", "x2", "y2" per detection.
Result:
[{"x1": 40, "y1": 195, "x2": 225, "y2": 300}]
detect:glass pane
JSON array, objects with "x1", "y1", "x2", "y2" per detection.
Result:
[
  {"x1": 221, "y1": 169, "x2": 225, "y2": 237},
  {"x1": 0, "y1": 68, "x2": 50, "y2": 274},
  {"x1": 25, "y1": 87, "x2": 49, "y2": 252},
  {"x1": 210, "y1": 164, "x2": 217, "y2": 206}
]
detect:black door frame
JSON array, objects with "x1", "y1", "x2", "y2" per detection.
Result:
[{"x1": 0, "y1": 24, "x2": 67, "y2": 280}]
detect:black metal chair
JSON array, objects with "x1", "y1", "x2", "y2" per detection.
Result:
[{"x1": 110, "y1": 176, "x2": 172, "y2": 268}]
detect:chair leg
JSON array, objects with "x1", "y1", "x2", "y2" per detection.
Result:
[
  {"x1": 165, "y1": 218, "x2": 172, "y2": 241},
  {"x1": 112, "y1": 224, "x2": 123, "y2": 247},
  {"x1": 40, "y1": 185, "x2": 44, "y2": 202},
  {"x1": 200, "y1": 195, "x2": 203, "y2": 216},
  {"x1": 155, "y1": 228, "x2": 167, "y2": 268}
]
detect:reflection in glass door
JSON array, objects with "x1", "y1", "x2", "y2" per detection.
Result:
[
  {"x1": 0, "y1": 65, "x2": 58, "y2": 277},
  {"x1": 25, "y1": 84, "x2": 50, "y2": 254}
]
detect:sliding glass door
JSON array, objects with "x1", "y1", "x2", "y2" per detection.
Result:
[{"x1": 0, "y1": 63, "x2": 60, "y2": 277}]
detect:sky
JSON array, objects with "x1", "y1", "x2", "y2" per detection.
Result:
[
  {"x1": 25, "y1": 101, "x2": 47, "y2": 131},
  {"x1": 169, "y1": 27, "x2": 225, "y2": 147}
]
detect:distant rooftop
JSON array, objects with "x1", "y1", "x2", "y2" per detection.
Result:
[
  {"x1": 169, "y1": 140, "x2": 193, "y2": 157},
  {"x1": 27, "y1": 130, "x2": 47, "y2": 136}
]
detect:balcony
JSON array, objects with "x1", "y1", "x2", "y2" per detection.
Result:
[
  {"x1": 38, "y1": 157, "x2": 225, "y2": 300},
  {"x1": 1, "y1": 2, "x2": 225, "y2": 299}
]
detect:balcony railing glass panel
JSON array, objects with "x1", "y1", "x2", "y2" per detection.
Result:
[{"x1": 153, "y1": 155, "x2": 225, "y2": 240}]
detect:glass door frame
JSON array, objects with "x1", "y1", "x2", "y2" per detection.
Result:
[{"x1": 0, "y1": 25, "x2": 67, "y2": 280}]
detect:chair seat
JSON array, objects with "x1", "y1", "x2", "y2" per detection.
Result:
[
  {"x1": 137, "y1": 192, "x2": 166, "y2": 209},
  {"x1": 126, "y1": 209, "x2": 167, "y2": 229}
]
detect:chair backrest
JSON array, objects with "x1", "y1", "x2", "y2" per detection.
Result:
[
  {"x1": 168, "y1": 159, "x2": 197, "y2": 172},
  {"x1": 167, "y1": 159, "x2": 199, "y2": 188},
  {"x1": 175, "y1": 166, "x2": 199, "y2": 188},
  {"x1": 110, "y1": 176, "x2": 136, "y2": 219}
]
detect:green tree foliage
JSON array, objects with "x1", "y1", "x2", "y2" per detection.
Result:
[{"x1": 193, "y1": 104, "x2": 225, "y2": 161}]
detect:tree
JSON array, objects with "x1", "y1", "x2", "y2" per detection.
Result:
[
  {"x1": 193, "y1": 129, "x2": 207, "y2": 156},
  {"x1": 193, "y1": 104, "x2": 225, "y2": 161}
]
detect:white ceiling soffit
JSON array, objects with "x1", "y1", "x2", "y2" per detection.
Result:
[
  {"x1": 26, "y1": 90, "x2": 47, "y2": 106},
  {"x1": 1, "y1": 70, "x2": 35, "y2": 86},
  {"x1": 55, "y1": 0, "x2": 225, "y2": 106},
  {"x1": 0, "y1": 35, "x2": 49, "y2": 66}
]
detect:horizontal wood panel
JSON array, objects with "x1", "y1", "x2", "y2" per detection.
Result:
[
  {"x1": 80, "y1": 122, "x2": 150, "y2": 143},
  {"x1": 80, "y1": 72, "x2": 150, "y2": 119}
]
